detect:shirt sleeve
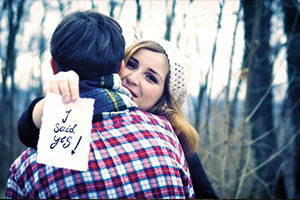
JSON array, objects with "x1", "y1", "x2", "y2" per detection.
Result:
[
  {"x1": 187, "y1": 152, "x2": 219, "y2": 199},
  {"x1": 18, "y1": 97, "x2": 44, "y2": 148},
  {"x1": 5, "y1": 173, "x2": 24, "y2": 199}
]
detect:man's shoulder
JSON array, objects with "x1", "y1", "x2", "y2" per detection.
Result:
[
  {"x1": 9, "y1": 148, "x2": 37, "y2": 175},
  {"x1": 100, "y1": 110, "x2": 173, "y2": 131},
  {"x1": 129, "y1": 110, "x2": 171, "y2": 126},
  {"x1": 93, "y1": 110, "x2": 177, "y2": 148}
]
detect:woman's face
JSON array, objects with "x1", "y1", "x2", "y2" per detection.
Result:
[{"x1": 120, "y1": 49, "x2": 169, "y2": 112}]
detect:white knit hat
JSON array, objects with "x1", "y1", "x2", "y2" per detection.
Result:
[{"x1": 154, "y1": 39, "x2": 189, "y2": 108}]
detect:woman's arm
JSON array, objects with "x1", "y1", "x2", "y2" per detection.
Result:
[
  {"x1": 18, "y1": 70, "x2": 80, "y2": 148},
  {"x1": 187, "y1": 152, "x2": 218, "y2": 199},
  {"x1": 18, "y1": 97, "x2": 44, "y2": 148}
]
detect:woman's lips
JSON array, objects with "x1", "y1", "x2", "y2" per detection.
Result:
[{"x1": 123, "y1": 85, "x2": 137, "y2": 98}]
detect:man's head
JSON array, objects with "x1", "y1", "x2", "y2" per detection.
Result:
[{"x1": 50, "y1": 11, "x2": 125, "y2": 80}]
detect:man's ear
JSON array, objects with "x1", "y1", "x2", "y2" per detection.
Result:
[
  {"x1": 117, "y1": 60, "x2": 125, "y2": 74},
  {"x1": 50, "y1": 57, "x2": 59, "y2": 75}
]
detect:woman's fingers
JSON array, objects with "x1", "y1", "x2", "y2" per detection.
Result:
[
  {"x1": 67, "y1": 70, "x2": 80, "y2": 101},
  {"x1": 43, "y1": 71, "x2": 79, "y2": 103},
  {"x1": 43, "y1": 75, "x2": 61, "y2": 96}
]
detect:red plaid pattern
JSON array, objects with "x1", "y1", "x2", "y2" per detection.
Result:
[{"x1": 6, "y1": 110, "x2": 194, "y2": 199}]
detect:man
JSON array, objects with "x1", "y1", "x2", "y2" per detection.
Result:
[{"x1": 5, "y1": 11, "x2": 194, "y2": 199}]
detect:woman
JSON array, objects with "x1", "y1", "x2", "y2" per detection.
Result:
[{"x1": 18, "y1": 39, "x2": 218, "y2": 199}]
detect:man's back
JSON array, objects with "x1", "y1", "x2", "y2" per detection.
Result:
[{"x1": 6, "y1": 109, "x2": 194, "y2": 199}]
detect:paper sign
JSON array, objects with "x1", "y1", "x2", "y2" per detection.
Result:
[{"x1": 37, "y1": 93, "x2": 94, "y2": 171}]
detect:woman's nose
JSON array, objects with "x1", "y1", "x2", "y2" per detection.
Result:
[{"x1": 127, "y1": 72, "x2": 139, "y2": 85}]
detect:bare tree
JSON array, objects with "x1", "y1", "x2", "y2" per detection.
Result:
[
  {"x1": 240, "y1": 0, "x2": 277, "y2": 197},
  {"x1": 194, "y1": 0, "x2": 225, "y2": 133},
  {"x1": 2, "y1": 0, "x2": 26, "y2": 99},
  {"x1": 281, "y1": 0, "x2": 300, "y2": 198},
  {"x1": 0, "y1": 0, "x2": 26, "y2": 189},
  {"x1": 134, "y1": 0, "x2": 142, "y2": 39},
  {"x1": 164, "y1": 0, "x2": 176, "y2": 41}
]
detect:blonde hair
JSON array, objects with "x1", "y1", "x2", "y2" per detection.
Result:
[{"x1": 123, "y1": 40, "x2": 199, "y2": 156}]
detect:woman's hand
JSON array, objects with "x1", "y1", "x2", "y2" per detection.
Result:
[{"x1": 43, "y1": 70, "x2": 80, "y2": 102}]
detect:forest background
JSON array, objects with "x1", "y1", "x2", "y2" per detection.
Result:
[{"x1": 0, "y1": 0, "x2": 300, "y2": 199}]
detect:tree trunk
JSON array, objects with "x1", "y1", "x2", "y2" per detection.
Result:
[
  {"x1": 0, "y1": 0, "x2": 26, "y2": 189},
  {"x1": 164, "y1": 0, "x2": 176, "y2": 41},
  {"x1": 242, "y1": 0, "x2": 277, "y2": 197},
  {"x1": 281, "y1": 0, "x2": 300, "y2": 197}
]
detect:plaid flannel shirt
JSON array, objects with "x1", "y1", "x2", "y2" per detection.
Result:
[{"x1": 6, "y1": 110, "x2": 194, "y2": 199}]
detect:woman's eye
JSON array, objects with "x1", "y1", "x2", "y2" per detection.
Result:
[
  {"x1": 145, "y1": 74, "x2": 157, "y2": 84},
  {"x1": 126, "y1": 60, "x2": 137, "y2": 70}
]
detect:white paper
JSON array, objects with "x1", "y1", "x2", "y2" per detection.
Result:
[{"x1": 37, "y1": 93, "x2": 94, "y2": 171}]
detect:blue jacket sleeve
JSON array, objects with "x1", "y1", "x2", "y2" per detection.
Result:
[
  {"x1": 187, "y1": 152, "x2": 218, "y2": 199},
  {"x1": 18, "y1": 97, "x2": 44, "y2": 148}
]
